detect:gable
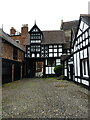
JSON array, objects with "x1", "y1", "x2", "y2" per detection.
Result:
[
  {"x1": 29, "y1": 24, "x2": 42, "y2": 34},
  {"x1": 77, "y1": 18, "x2": 89, "y2": 37}
]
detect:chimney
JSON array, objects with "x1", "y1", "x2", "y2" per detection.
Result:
[
  {"x1": 60, "y1": 19, "x2": 63, "y2": 30},
  {"x1": 21, "y1": 24, "x2": 28, "y2": 36},
  {"x1": 10, "y1": 27, "x2": 16, "y2": 35}
]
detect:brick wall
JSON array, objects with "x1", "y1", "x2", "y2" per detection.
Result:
[
  {"x1": 2, "y1": 42, "x2": 13, "y2": 60},
  {"x1": 2, "y1": 42, "x2": 24, "y2": 62},
  {"x1": 18, "y1": 49, "x2": 24, "y2": 62},
  {"x1": 10, "y1": 35, "x2": 26, "y2": 46}
]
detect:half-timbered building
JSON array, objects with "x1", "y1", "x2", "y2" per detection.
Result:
[
  {"x1": 60, "y1": 20, "x2": 79, "y2": 81},
  {"x1": 25, "y1": 23, "x2": 66, "y2": 77},
  {"x1": 73, "y1": 14, "x2": 90, "y2": 86}
]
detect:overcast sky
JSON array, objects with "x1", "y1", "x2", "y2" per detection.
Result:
[{"x1": 0, "y1": 0, "x2": 89, "y2": 34}]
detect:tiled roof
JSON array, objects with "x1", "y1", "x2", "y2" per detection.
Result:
[
  {"x1": 42, "y1": 30, "x2": 66, "y2": 44},
  {"x1": 80, "y1": 14, "x2": 90, "y2": 26},
  {"x1": 0, "y1": 29, "x2": 25, "y2": 52},
  {"x1": 26, "y1": 30, "x2": 66, "y2": 45},
  {"x1": 61, "y1": 20, "x2": 79, "y2": 31}
]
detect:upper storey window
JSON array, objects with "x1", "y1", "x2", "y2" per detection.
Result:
[
  {"x1": 32, "y1": 28, "x2": 39, "y2": 32},
  {"x1": 30, "y1": 33, "x2": 41, "y2": 40}
]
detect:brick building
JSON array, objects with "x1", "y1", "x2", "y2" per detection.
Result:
[
  {"x1": 9, "y1": 24, "x2": 28, "y2": 46},
  {"x1": 0, "y1": 29, "x2": 25, "y2": 84}
]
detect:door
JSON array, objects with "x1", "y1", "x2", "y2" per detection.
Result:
[
  {"x1": 2, "y1": 62, "x2": 12, "y2": 84},
  {"x1": 14, "y1": 63, "x2": 21, "y2": 81},
  {"x1": 35, "y1": 61, "x2": 44, "y2": 77},
  {"x1": 70, "y1": 64, "x2": 74, "y2": 80}
]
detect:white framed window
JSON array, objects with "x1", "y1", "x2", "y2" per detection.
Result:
[
  {"x1": 56, "y1": 59, "x2": 60, "y2": 65},
  {"x1": 82, "y1": 59, "x2": 88, "y2": 77},
  {"x1": 49, "y1": 45, "x2": 53, "y2": 48},
  {"x1": 58, "y1": 45, "x2": 62, "y2": 48},
  {"x1": 32, "y1": 54, "x2": 35, "y2": 57},
  {"x1": 49, "y1": 53, "x2": 53, "y2": 57},
  {"x1": 59, "y1": 48, "x2": 62, "y2": 52},
  {"x1": 54, "y1": 53, "x2": 57, "y2": 57},
  {"x1": 37, "y1": 54, "x2": 40, "y2": 57},
  {"x1": 54, "y1": 45, "x2": 57, "y2": 48}
]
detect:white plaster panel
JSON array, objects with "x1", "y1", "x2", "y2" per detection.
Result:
[{"x1": 82, "y1": 80, "x2": 89, "y2": 86}]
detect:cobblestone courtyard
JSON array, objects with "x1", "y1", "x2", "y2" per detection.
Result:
[{"x1": 2, "y1": 78, "x2": 89, "y2": 119}]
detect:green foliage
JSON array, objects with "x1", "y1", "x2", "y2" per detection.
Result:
[{"x1": 54, "y1": 65, "x2": 63, "y2": 77}]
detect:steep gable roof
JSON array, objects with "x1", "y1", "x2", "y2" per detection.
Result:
[
  {"x1": 73, "y1": 14, "x2": 90, "y2": 46},
  {"x1": 80, "y1": 14, "x2": 90, "y2": 26},
  {"x1": 29, "y1": 23, "x2": 42, "y2": 34}
]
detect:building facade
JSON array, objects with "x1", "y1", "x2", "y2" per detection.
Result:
[
  {"x1": 62, "y1": 14, "x2": 90, "y2": 87},
  {"x1": 25, "y1": 23, "x2": 66, "y2": 77},
  {"x1": 73, "y1": 14, "x2": 90, "y2": 86},
  {"x1": 60, "y1": 20, "x2": 79, "y2": 81},
  {"x1": 0, "y1": 29, "x2": 25, "y2": 84}
]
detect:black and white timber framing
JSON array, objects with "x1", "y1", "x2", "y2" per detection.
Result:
[
  {"x1": 25, "y1": 23, "x2": 66, "y2": 77},
  {"x1": 73, "y1": 15, "x2": 90, "y2": 86},
  {"x1": 63, "y1": 14, "x2": 90, "y2": 87}
]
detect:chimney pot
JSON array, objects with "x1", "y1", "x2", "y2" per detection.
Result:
[
  {"x1": 21, "y1": 24, "x2": 28, "y2": 36},
  {"x1": 10, "y1": 27, "x2": 16, "y2": 35}
]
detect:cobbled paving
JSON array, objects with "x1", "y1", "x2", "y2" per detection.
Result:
[{"x1": 2, "y1": 78, "x2": 89, "y2": 119}]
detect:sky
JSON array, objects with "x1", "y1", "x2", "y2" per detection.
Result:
[{"x1": 0, "y1": 0, "x2": 89, "y2": 34}]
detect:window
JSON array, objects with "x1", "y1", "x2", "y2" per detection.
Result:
[
  {"x1": 56, "y1": 59, "x2": 60, "y2": 65},
  {"x1": 37, "y1": 53, "x2": 40, "y2": 57},
  {"x1": 31, "y1": 46, "x2": 35, "y2": 52},
  {"x1": 36, "y1": 45, "x2": 40, "y2": 52},
  {"x1": 49, "y1": 45, "x2": 53, "y2": 48},
  {"x1": 54, "y1": 45, "x2": 57, "y2": 48},
  {"x1": 48, "y1": 59, "x2": 55, "y2": 66},
  {"x1": 59, "y1": 48, "x2": 62, "y2": 52},
  {"x1": 31, "y1": 45, "x2": 40, "y2": 52},
  {"x1": 13, "y1": 47, "x2": 18, "y2": 60},
  {"x1": 49, "y1": 53, "x2": 53, "y2": 57},
  {"x1": 27, "y1": 47, "x2": 30, "y2": 50},
  {"x1": 54, "y1": 53, "x2": 57, "y2": 57},
  {"x1": 82, "y1": 59, "x2": 88, "y2": 77},
  {"x1": 30, "y1": 33, "x2": 41, "y2": 40},
  {"x1": 16, "y1": 40, "x2": 20, "y2": 43},
  {"x1": 32, "y1": 54, "x2": 35, "y2": 57}
]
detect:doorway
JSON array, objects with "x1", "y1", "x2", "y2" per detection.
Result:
[
  {"x1": 70, "y1": 64, "x2": 74, "y2": 80},
  {"x1": 35, "y1": 61, "x2": 44, "y2": 77}
]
